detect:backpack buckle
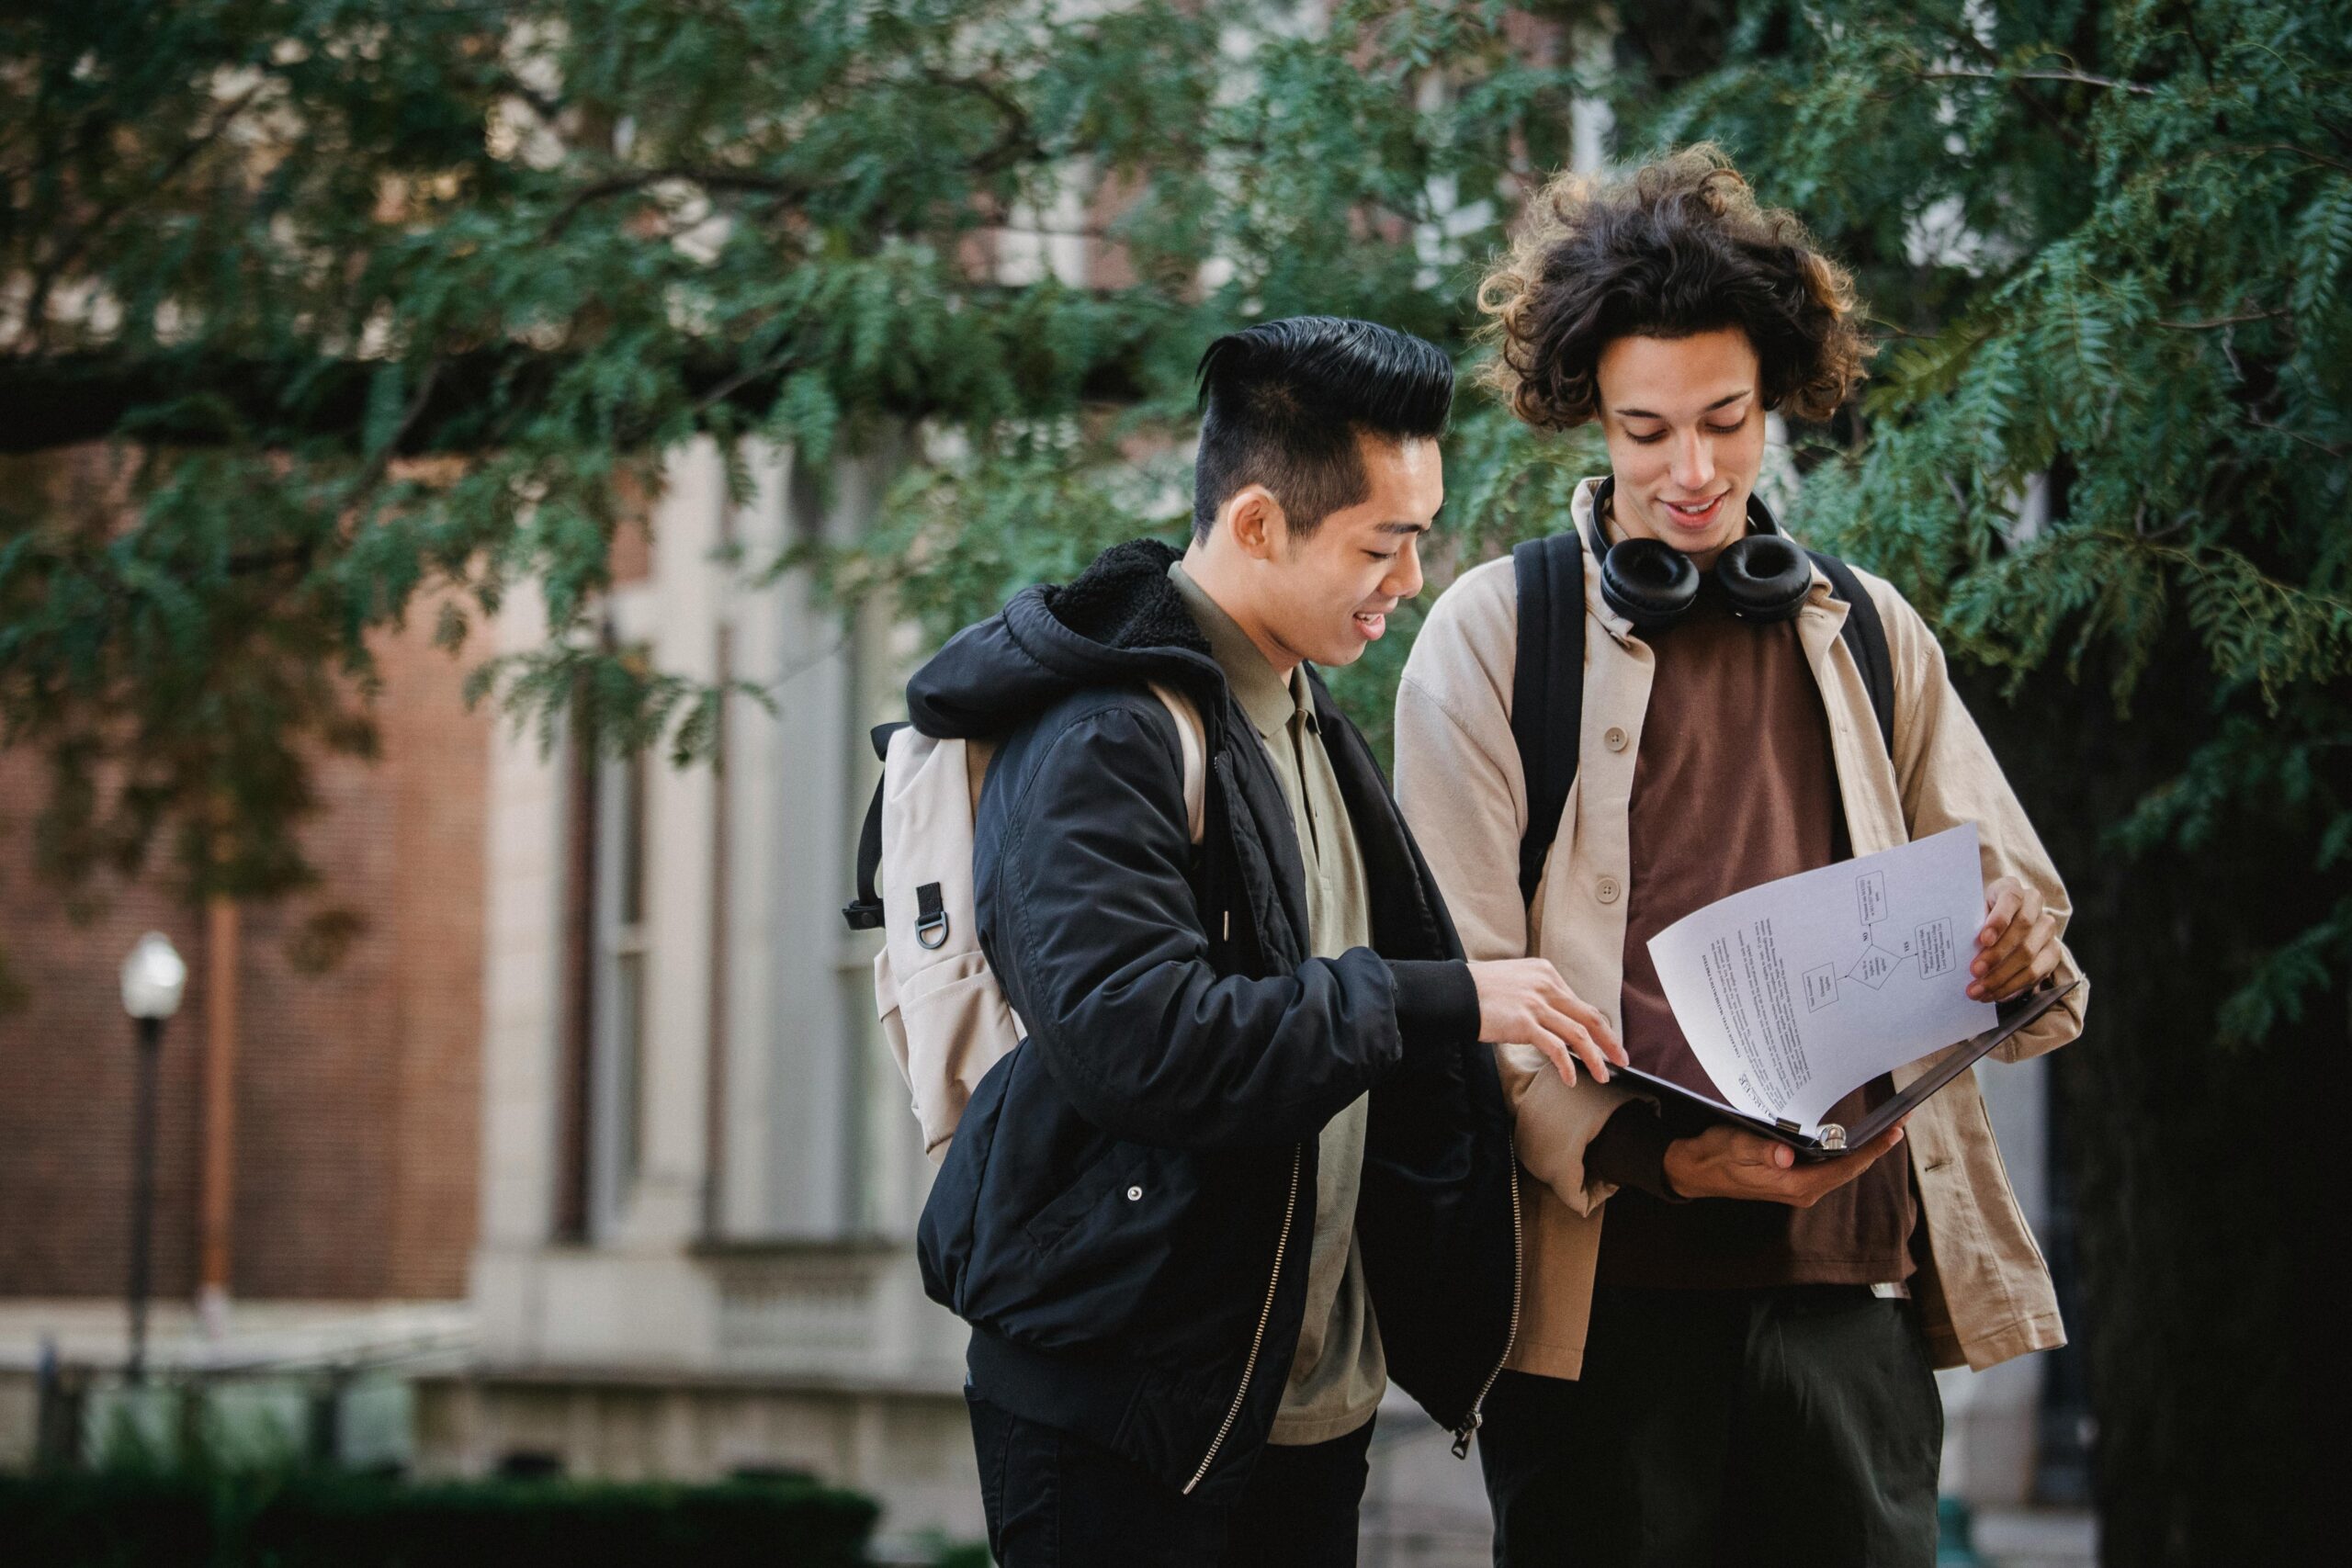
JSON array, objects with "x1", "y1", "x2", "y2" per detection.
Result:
[{"x1": 915, "y1": 883, "x2": 950, "y2": 950}]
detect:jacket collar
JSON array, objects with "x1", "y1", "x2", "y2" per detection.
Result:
[{"x1": 907, "y1": 536, "x2": 1232, "y2": 740}]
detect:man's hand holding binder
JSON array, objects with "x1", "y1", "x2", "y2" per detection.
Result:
[
  {"x1": 1660, "y1": 1119, "x2": 1912, "y2": 1204},
  {"x1": 1645, "y1": 848, "x2": 2070, "y2": 1201}
]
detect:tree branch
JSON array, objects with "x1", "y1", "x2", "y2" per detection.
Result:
[
  {"x1": 2234, "y1": 141, "x2": 2352, "y2": 176},
  {"x1": 349, "y1": 357, "x2": 445, "y2": 496},
  {"x1": 1913, "y1": 27, "x2": 2090, "y2": 153},
  {"x1": 538, "y1": 64, "x2": 1044, "y2": 238},
  {"x1": 1916, "y1": 66, "x2": 2156, "y2": 96},
  {"x1": 0, "y1": 336, "x2": 1155, "y2": 457},
  {"x1": 20, "y1": 81, "x2": 267, "y2": 350},
  {"x1": 2156, "y1": 309, "x2": 2290, "y2": 331},
  {"x1": 916, "y1": 66, "x2": 1043, "y2": 174},
  {"x1": 2247, "y1": 416, "x2": 2349, "y2": 460},
  {"x1": 542, "y1": 166, "x2": 820, "y2": 237},
  {"x1": 2143, "y1": 142, "x2": 2352, "y2": 180}
]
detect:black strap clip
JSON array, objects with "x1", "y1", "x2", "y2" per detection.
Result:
[{"x1": 914, "y1": 882, "x2": 949, "y2": 950}]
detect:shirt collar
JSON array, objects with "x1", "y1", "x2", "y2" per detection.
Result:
[{"x1": 1168, "y1": 560, "x2": 1308, "y2": 739}]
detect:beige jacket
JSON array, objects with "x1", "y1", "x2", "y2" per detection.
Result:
[{"x1": 1395, "y1": 478, "x2": 2088, "y2": 1377}]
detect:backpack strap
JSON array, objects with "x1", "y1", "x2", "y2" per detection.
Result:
[
  {"x1": 1805, "y1": 550, "x2": 1896, "y2": 760},
  {"x1": 841, "y1": 683, "x2": 1208, "y2": 936},
  {"x1": 1510, "y1": 533, "x2": 1589, "y2": 908},
  {"x1": 1148, "y1": 681, "x2": 1208, "y2": 846},
  {"x1": 842, "y1": 721, "x2": 906, "y2": 931}
]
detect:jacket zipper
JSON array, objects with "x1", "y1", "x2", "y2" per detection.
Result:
[
  {"x1": 1451, "y1": 1136, "x2": 1523, "y2": 1460},
  {"x1": 1182, "y1": 1142, "x2": 1303, "y2": 1495}
]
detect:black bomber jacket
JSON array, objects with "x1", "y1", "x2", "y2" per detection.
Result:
[{"x1": 910, "y1": 538, "x2": 1520, "y2": 1495}]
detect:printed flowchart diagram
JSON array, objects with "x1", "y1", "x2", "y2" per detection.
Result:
[
  {"x1": 1649, "y1": 825, "x2": 2000, "y2": 1132},
  {"x1": 1799, "y1": 869, "x2": 1963, "y2": 1012}
]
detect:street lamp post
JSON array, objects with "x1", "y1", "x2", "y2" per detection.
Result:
[{"x1": 119, "y1": 932, "x2": 187, "y2": 1386}]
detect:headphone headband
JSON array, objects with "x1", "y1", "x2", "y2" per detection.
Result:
[{"x1": 1586, "y1": 476, "x2": 1811, "y2": 630}]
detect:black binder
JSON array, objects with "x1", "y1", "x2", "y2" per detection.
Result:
[{"x1": 1611, "y1": 981, "x2": 2080, "y2": 1159}]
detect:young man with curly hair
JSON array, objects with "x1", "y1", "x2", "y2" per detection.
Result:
[{"x1": 1394, "y1": 149, "x2": 2090, "y2": 1566}]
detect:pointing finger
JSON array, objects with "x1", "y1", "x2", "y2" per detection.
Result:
[
  {"x1": 1531, "y1": 1027, "x2": 1577, "y2": 1088},
  {"x1": 1543, "y1": 1010, "x2": 1612, "y2": 1083}
]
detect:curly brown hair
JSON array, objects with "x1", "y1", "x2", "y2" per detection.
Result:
[{"x1": 1477, "y1": 145, "x2": 1871, "y2": 429}]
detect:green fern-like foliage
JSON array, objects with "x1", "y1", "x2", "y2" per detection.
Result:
[
  {"x1": 0, "y1": 0, "x2": 1585, "y2": 906},
  {"x1": 1642, "y1": 1, "x2": 2352, "y2": 1045}
]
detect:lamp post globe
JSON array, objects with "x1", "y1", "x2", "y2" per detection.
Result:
[
  {"x1": 121, "y1": 931, "x2": 187, "y2": 1021},
  {"x1": 119, "y1": 931, "x2": 185, "y2": 1385}
]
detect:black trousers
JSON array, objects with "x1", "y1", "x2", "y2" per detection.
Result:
[
  {"x1": 1478, "y1": 1285, "x2": 1944, "y2": 1568},
  {"x1": 966, "y1": 1390, "x2": 1374, "y2": 1568}
]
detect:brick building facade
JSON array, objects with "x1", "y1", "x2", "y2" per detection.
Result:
[{"x1": 0, "y1": 596, "x2": 491, "y2": 1304}]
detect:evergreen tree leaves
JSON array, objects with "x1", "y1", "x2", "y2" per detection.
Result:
[
  {"x1": 2, "y1": 3, "x2": 2346, "y2": 1078},
  {"x1": 4, "y1": 0, "x2": 1554, "y2": 908}
]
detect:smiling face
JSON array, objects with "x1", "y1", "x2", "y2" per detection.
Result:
[
  {"x1": 1595, "y1": 327, "x2": 1769, "y2": 568},
  {"x1": 1193, "y1": 430, "x2": 1442, "y2": 674}
]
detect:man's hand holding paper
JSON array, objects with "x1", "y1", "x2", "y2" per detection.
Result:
[
  {"x1": 1645, "y1": 824, "x2": 2011, "y2": 1141},
  {"x1": 1972, "y1": 874, "x2": 2064, "y2": 1002}
]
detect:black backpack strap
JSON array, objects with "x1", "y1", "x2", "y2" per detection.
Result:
[
  {"x1": 1805, "y1": 551, "x2": 1895, "y2": 760},
  {"x1": 1510, "y1": 533, "x2": 1589, "y2": 908},
  {"x1": 841, "y1": 721, "x2": 909, "y2": 932}
]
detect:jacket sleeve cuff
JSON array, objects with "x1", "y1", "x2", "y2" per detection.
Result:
[
  {"x1": 1585, "y1": 1100, "x2": 1687, "y2": 1202},
  {"x1": 1385, "y1": 959, "x2": 1482, "y2": 1057}
]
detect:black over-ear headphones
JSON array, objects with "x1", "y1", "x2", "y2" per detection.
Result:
[{"x1": 1589, "y1": 476, "x2": 1814, "y2": 630}]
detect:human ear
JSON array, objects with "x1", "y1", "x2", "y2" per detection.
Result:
[{"x1": 1227, "y1": 487, "x2": 1286, "y2": 561}]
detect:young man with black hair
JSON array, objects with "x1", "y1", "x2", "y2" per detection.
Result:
[
  {"x1": 1396, "y1": 149, "x2": 2091, "y2": 1566},
  {"x1": 911, "y1": 315, "x2": 1623, "y2": 1567}
]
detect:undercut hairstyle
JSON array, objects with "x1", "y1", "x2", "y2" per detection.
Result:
[
  {"x1": 1192, "y1": 316, "x2": 1454, "y2": 542},
  {"x1": 1476, "y1": 144, "x2": 1871, "y2": 430}
]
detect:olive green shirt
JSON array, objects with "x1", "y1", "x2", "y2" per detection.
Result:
[{"x1": 1170, "y1": 562, "x2": 1385, "y2": 1446}]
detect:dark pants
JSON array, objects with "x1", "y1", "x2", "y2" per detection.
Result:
[
  {"x1": 967, "y1": 1390, "x2": 1374, "y2": 1567},
  {"x1": 1478, "y1": 1285, "x2": 1943, "y2": 1568}
]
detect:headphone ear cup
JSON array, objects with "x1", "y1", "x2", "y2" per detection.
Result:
[
  {"x1": 1714, "y1": 536, "x2": 1812, "y2": 623},
  {"x1": 1600, "y1": 536, "x2": 1701, "y2": 629}
]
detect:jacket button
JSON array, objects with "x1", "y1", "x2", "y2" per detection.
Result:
[
  {"x1": 1597, "y1": 877, "x2": 1621, "y2": 904},
  {"x1": 1604, "y1": 727, "x2": 1628, "y2": 752},
  {"x1": 1125, "y1": 1186, "x2": 1144, "y2": 1201}
]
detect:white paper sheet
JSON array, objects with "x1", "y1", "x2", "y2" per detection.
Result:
[{"x1": 1645, "y1": 824, "x2": 1998, "y2": 1134}]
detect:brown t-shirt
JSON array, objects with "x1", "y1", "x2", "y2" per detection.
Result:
[{"x1": 1586, "y1": 589, "x2": 1917, "y2": 1290}]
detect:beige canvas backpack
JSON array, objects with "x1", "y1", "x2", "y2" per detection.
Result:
[{"x1": 844, "y1": 684, "x2": 1206, "y2": 1162}]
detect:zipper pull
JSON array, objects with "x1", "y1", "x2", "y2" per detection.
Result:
[{"x1": 1450, "y1": 1409, "x2": 1482, "y2": 1460}]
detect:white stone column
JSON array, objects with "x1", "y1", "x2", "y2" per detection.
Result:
[
  {"x1": 621, "y1": 436, "x2": 727, "y2": 1246},
  {"x1": 716, "y1": 439, "x2": 792, "y2": 1239},
  {"x1": 473, "y1": 578, "x2": 571, "y2": 1360},
  {"x1": 478, "y1": 579, "x2": 566, "y2": 1258}
]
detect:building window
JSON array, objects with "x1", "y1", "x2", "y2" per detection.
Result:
[{"x1": 596, "y1": 738, "x2": 652, "y2": 1224}]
